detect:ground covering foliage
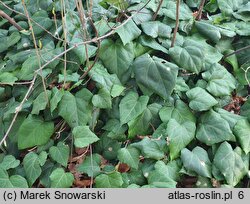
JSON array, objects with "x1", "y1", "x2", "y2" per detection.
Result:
[{"x1": 0, "y1": 0, "x2": 250, "y2": 188}]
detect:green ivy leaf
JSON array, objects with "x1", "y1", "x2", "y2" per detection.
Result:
[
  {"x1": 131, "y1": 5, "x2": 152, "y2": 24},
  {"x1": 0, "y1": 32, "x2": 21, "y2": 53},
  {"x1": 141, "y1": 21, "x2": 172, "y2": 38},
  {"x1": 92, "y1": 88, "x2": 112, "y2": 109},
  {"x1": 186, "y1": 35, "x2": 223, "y2": 65},
  {"x1": 122, "y1": 169, "x2": 145, "y2": 187},
  {"x1": 163, "y1": 1, "x2": 193, "y2": 20},
  {"x1": 58, "y1": 73, "x2": 80, "y2": 83},
  {"x1": 0, "y1": 72, "x2": 18, "y2": 85},
  {"x1": 181, "y1": 147, "x2": 212, "y2": 178},
  {"x1": 0, "y1": 169, "x2": 28, "y2": 188},
  {"x1": 175, "y1": 77, "x2": 190, "y2": 92},
  {"x1": 88, "y1": 63, "x2": 123, "y2": 92},
  {"x1": 99, "y1": 39, "x2": 134, "y2": 82},
  {"x1": 23, "y1": 0, "x2": 53, "y2": 14},
  {"x1": 139, "y1": 35, "x2": 169, "y2": 54},
  {"x1": 213, "y1": 142, "x2": 247, "y2": 186},
  {"x1": 23, "y1": 152, "x2": 47, "y2": 186},
  {"x1": 195, "y1": 21, "x2": 221, "y2": 43},
  {"x1": 152, "y1": 123, "x2": 168, "y2": 139},
  {"x1": 100, "y1": 0, "x2": 129, "y2": 9},
  {"x1": 186, "y1": 87, "x2": 218, "y2": 111},
  {"x1": 50, "y1": 87, "x2": 64, "y2": 112},
  {"x1": 0, "y1": 87, "x2": 4, "y2": 97},
  {"x1": 31, "y1": 10, "x2": 52, "y2": 35},
  {"x1": 233, "y1": 119, "x2": 250, "y2": 154},
  {"x1": 202, "y1": 63, "x2": 236, "y2": 97},
  {"x1": 159, "y1": 100, "x2": 196, "y2": 124},
  {"x1": 95, "y1": 135, "x2": 121, "y2": 160},
  {"x1": 233, "y1": 3, "x2": 250, "y2": 22},
  {"x1": 117, "y1": 147, "x2": 140, "y2": 169},
  {"x1": 133, "y1": 54, "x2": 178, "y2": 99},
  {"x1": 72, "y1": 126, "x2": 99, "y2": 148},
  {"x1": 95, "y1": 20, "x2": 115, "y2": 36},
  {"x1": 58, "y1": 89, "x2": 93, "y2": 128},
  {"x1": 167, "y1": 119, "x2": 196, "y2": 160},
  {"x1": 100, "y1": 40, "x2": 134, "y2": 81},
  {"x1": 217, "y1": 0, "x2": 243, "y2": 14},
  {"x1": 241, "y1": 98, "x2": 250, "y2": 121},
  {"x1": 196, "y1": 110, "x2": 235, "y2": 145},
  {"x1": 110, "y1": 84, "x2": 125, "y2": 97},
  {"x1": 95, "y1": 172, "x2": 123, "y2": 188},
  {"x1": 128, "y1": 108, "x2": 152, "y2": 139},
  {"x1": 169, "y1": 41, "x2": 204, "y2": 74},
  {"x1": 131, "y1": 137, "x2": 167, "y2": 160},
  {"x1": 32, "y1": 90, "x2": 51, "y2": 115},
  {"x1": 119, "y1": 91, "x2": 149, "y2": 125},
  {"x1": 50, "y1": 168, "x2": 74, "y2": 188},
  {"x1": 70, "y1": 38, "x2": 97, "y2": 64},
  {"x1": 38, "y1": 151, "x2": 48, "y2": 166},
  {"x1": 147, "y1": 161, "x2": 179, "y2": 188},
  {"x1": 49, "y1": 142, "x2": 69, "y2": 167},
  {"x1": 186, "y1": 0, "x2": 200, "y2": 7},
  {"x1": 103, "y1": 119, "x2": 127, "y2": 141},
  {"x1": 116, "y1": 19, "x2": 141, "y2": 45},
  {"x1": 18, "y1": 115, "x2": 54, "y2": 150},
  {"x1": 0, "y1": 155, "x2": 20, "y2": 170},
  {"x1": 216, "y1": 108, "x2": 245, "y2": 129},
  {"x1": 39, "y1": 161, "x2": 55, "y2": 188}
]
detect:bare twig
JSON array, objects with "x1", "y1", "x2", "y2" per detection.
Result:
[
  {"x1": 60, "y1": 0, "x2": 68, "y2": 87},
  {"x1": 88, "y1": 0, "x2": 93, "y2": 18},
  {"x1": 224, "y1": 45, "x2": 250, "y2": 59},
  {"x1": 89, "y1": 144, "x2": 94, "y2": 188},
  {"x1": 0, "y1": 9, "x2": 23, "y2": 30},
  {"x1": 76, "y1": 0, "x2": 91, "y2": 69},
  {"x1": 0, "y1": 75, "x2": 37, "y2": 147},
  {"x1": 55, "y1": 121, "x2": 67, "y2": 139},
  {"x1": 196, "y1": 0, "x2": 206, "y2": 21},
  {"x1": 152, "y1": 0, "x2": 163, "y2": 21},
  {"x1": 79, "y1": 18, "x2": 100, "y2": 79},
  {"x1": 171, "y1": 0, "x2": 180, "y2": 47},
  {"x1": 21, "y1": 0, "x2": 49, "y2": 104},
  {"x1": 69, "y1": 146, "x2": 89, "y2": 162},
  {"x1": 0, "y1": 81, "x2": 33, "y2": 85}
]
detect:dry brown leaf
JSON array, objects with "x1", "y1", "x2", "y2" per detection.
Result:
[{"x1": 117, "y1": 163, "x2": 130, "y2": 173}]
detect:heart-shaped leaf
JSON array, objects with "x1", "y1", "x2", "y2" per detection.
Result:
[
  {"x1": 0, "y1": 169, "x2": 28, "y2": 188},
  {"x1": 181, "y1": 147, "x2": 212, "y2": 178},
  {"x1": 18, "y1": 115, "x2": 54, "y2": 150},
  {"x1": 50, "y1": 168, "x2": 74, "y2": 188},
  {"x1": 213, "y1": 142, "x2": 247, "y2": 186},
  {"x1": 49, "y1": 142, "x2": 69, "y2": 167},
  {"x1": 73, "y1": 126, "x2": 99, "y2": 148},
  {"x1": 133, "y1": 54, "x2": 178, "y2": 99}
]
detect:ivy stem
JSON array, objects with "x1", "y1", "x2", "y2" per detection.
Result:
[
  {"x1": 196, "y1": 0, "x2": 206, "y2": 21},
  {"x1": 171, "y1": 0, "x2": 180, "y2": 47},
  {"x1": 152, "y1": 0, "x2": 163, "y2": 20},
  {"x1": 224, "y1": 45, "x2": 250, "y2": 59}
]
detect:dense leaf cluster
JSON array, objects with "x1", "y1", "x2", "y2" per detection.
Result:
[{"x1": 0, "y1": 0, "x2": 250, "y2": 188}]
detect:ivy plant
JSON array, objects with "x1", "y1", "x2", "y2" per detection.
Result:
[{"x1": 0, "y1": 0, "x2": 250, "y2": 188}]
